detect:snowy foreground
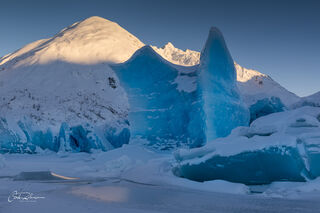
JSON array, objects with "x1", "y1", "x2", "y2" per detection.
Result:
[{"x1": 1, "y1": 144, "x2": 320, "y2": 213}]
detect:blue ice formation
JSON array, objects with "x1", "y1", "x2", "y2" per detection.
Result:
[
  {"x1": 249, "y1": 97, "x2": 286, "y2": 123},
  {"x1": 0, "y1": 118, "x2": 130, "y2": 154},
  {"x1": 0, "y1": 118, "x2": 36, "y2": 154},
  {"x1": 112, "y1": 46, "x2": 204, "y2": 149},
  {"x1": 174, "y1": 106, "x2": 320, "y2": 184},
  {"x1": 175, "y1": 146, "x2": 306, "y2": 184},
  {"x1": 112, "y1": 27, "x2": 249, "y2": 149},
  {"x1": 197, "y1": 27, "x2": 249, "y2": 141}
]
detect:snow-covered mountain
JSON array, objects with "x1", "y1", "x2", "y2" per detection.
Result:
[
  {"x1": 151, "y1": 42, "x2": 299, "y2": 107},
  {"x1": 234, "y1": 64, "x2": 299, "y2": 106},
  {"x1": 0, "y1": 16, "x2": 144, "y2": 67},
  {"x1": 0, "y1": 16, "x2": 145, "y2": 153}
]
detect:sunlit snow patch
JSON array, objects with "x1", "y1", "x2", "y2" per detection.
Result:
[{"x1": 14, "y1": 171, "x2": 79, "y2": 181}]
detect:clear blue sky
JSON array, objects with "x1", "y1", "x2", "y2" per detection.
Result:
[{"x1": 0, "y1": 0, "x2": 319, "y2": 97}]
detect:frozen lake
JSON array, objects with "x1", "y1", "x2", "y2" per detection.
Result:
[{"x1": 1, "y1": 174, "x2": 320, "y2": 213}]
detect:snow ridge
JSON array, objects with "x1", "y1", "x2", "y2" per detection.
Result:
[{"x1": 152, "y1": 42, "x2": 200, "y2": 66}]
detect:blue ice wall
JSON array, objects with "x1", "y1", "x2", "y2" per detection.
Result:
[
  {"x1": 0, "y1": 119, "x2": 130, "y2": 153},
  {"x1": 0, "y1": 118, "x2": 36, "y2": 154},
  {"x1": 198, "y1": 27, "x2": 249, "y2": 141},
  {"x1": 112, "y1": 46, "x2": 204, "y2": 149}
]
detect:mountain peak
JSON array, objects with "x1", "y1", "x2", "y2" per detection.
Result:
[
  {"x1": 82, "y1": 16, "x2": 112, "y2": 22},
  {"x1": 151, "y1": 42, "x2": 200, "y2": 66},
  {"x1": 76, "y1": 16, "x2": 116, "y2": 28},
  {"x1": 0, "y1": 16, "x2": 145, "y2": 66},
  {"x1": 162, "y1": 42, "x2": 175, "y2": 49}
]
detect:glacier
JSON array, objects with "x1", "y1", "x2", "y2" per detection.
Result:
[{"x1": 174, "y1": 106, "x2": 320, "y2": 184}]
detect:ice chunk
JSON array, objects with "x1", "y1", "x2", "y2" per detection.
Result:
[
  {"x1": 112, "y1": 46, "x2": 204, "y2": 149},
  {"x1": 174, "y1": 142, "x2": 306, "y2": 185},
  {"x1": 174, "y1": 107, "x2": 320, "y2": 184},
  {"x1": 198, "y1": 27, "x2": 249, "y2": 141}
]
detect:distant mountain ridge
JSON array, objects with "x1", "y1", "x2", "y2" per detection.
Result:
[{"x1": 151, "y1": 42, "x2": 300, "y2": 106}]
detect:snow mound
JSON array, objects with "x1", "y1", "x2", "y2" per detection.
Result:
[{"x1": 174, "y1": 106, "x2": 320, "y2": 184}]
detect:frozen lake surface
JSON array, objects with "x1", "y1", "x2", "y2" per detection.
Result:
[
  {"x1": 1, "y1": 145, "x2": 320, "y2": 213},
  {"x1": 1, "y1": 176, "x2": 320, "y2": 213}
]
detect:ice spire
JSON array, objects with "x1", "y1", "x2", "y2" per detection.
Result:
[{"x1": 198, "y1": 27, "x2": 249, "y2": 142}]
